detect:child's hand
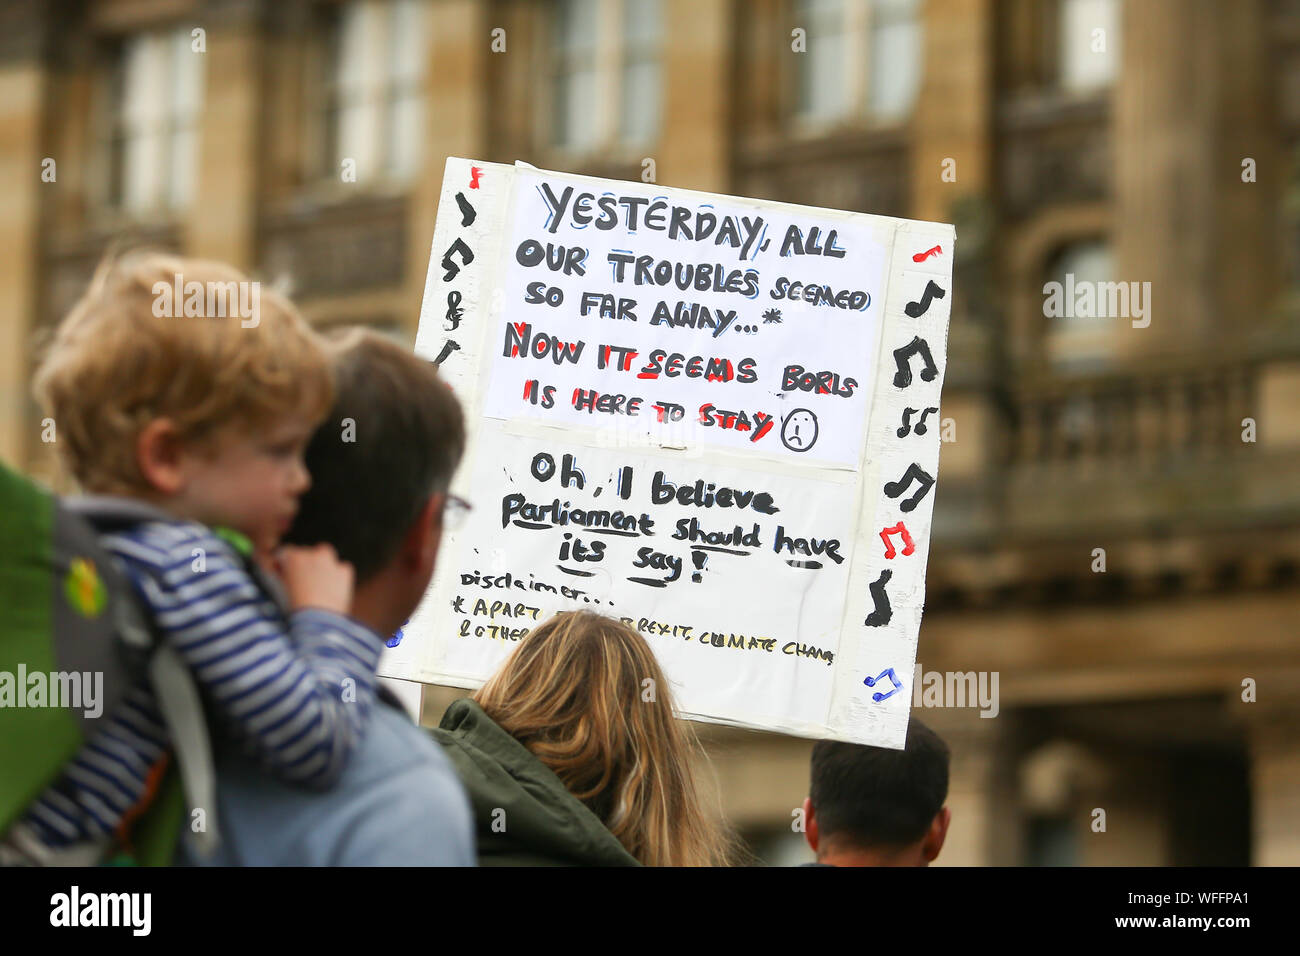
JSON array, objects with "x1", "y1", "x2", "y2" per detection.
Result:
[{"x1": 276, "y1": 544, "x2": 355, "y2": 616}]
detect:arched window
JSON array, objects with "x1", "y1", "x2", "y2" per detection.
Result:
[{"x1": 1043, "y1": 239, "x2": 1116, "y2": 369}]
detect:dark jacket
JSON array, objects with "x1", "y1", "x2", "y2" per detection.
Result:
[{"x1": 428, "y1": 698, "x2": 640, "y2": 866}]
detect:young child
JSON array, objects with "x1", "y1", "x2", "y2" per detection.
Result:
[{"x1": 10, "y1": 251, "x2": 383, "y2": 859}]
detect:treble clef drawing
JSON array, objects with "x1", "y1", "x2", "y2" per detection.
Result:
[{"x1": 445, "y1": 290, "x2": 464, "y2": 331}]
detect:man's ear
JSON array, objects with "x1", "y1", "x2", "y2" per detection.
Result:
[
  {"x1": 921, "y1": 805, "x2": 951, "y2": 864},
  {"x1": 402, "y1": 492, "x2": 444, "y2": 572},
  {"x1": 803, "y1": 797, "x2": 819, "y2": 854},
  {"x1": 136, "y1": 419, "x2": 186, "y2": 495}
]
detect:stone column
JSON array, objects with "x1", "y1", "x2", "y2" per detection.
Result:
[
  {"x1": 1114, "y1": 0, "x2": 1280, "y2": 356},
  {"x1": 911, "y1": 0, "x2": 996, "y2": 536},
  {"x1": 926, "y1": 708, "x2": 1016, "y2": 865},
  {"x1": 405, "y1": 0, "x2": 489, "y2": 340},
  {"x1": 1259, "y1": 360, "x2": 1300, "y2": 448},
  {"x1": 1243, "y1": 685, "x2": 1300, "y2": 866},
  {"x1": 658, "y1": 0, "x2": 730, "y2": 193},
  {"x1": 0, "y1": 3, "x2": 49, "y2": 471},
  {"x1": 401, "y1": 0, "x2": 490, "y2": 722},
  {"x1": 911, "y1": 0, "x2": 992, "y2": 223},
  {"x1": 1114, "y1": 0, "x2": 1211, "y2": 353},
  {"x1": 185, "y1": 0, "x2": 263, "y2": 269},
  {"x1": 1205, "y1": 0, "x2": 1283, "y2": 339}
]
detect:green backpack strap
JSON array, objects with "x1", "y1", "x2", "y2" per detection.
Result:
[
  {"x1": 0, "y1": 462, "x2": 132, "y2": 834},
  {"x1": 121, "y1": 765, "x2": 187, "y2": 866},
  {"x1": 0, "y1": 462, "x2": 69, "y2": 830},
  {"x1": 1, "y1": 481, "x2": 221, "y2": 866},
  {"x1": 67, "y1": 498, "x2": 226, "y2": 865}
]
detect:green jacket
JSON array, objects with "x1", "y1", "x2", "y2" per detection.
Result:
[{"x1": 428, "y1": 698, "x2": 640, "y2": 867}]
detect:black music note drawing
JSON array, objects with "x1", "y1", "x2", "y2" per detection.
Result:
[
  {"x1": 897, "y1": 406, "x2": 940, "y2": 438},
  {"x1": 432, "y1": 339, "x2": 461, "y2": 367},
  {"x1": 441, "y1": 237, "x2": 474, "y2": 281},
  {"x1": 892, "y1": 336, "x2": 938, "y2": 388},
  {"x1": 904, "y1": 280, "x2": 946, "y2": 318},
  {"x1": 883, "y1": 463, "x2": 935, "y2": 513},
  {"x1": 865, "y1": 569, "x2": 893, "y2": 627},
  {"x1": 454, "y1": 191, "x2": 477, "y2": 227},
  {"x1": 445, "y1": 290, "x2": 464, "y2": 331}
]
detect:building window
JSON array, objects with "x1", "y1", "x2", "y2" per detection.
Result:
[
  {"x1": 869, "y1": 0, "x2": 923, "y2": 120},
  {"x1": 105, "y1": 28, "x2": 205, "y2": 214},
  {"x1": 1058, "y1": 0, "x2": 1120, "y2": 93},
  {"x1": 1043, "y1": 239, "x2": 1117, "y2": 370},
  {"x1": 796, "y1": 0, "x2": 849, "y2": 122},
  {"x1": 620, "y1": 0, "x2": 663, "y2": 146},
  {"x1": 324, "y1": 0, "x2": 429, "y2": 185},
  {"x1": 794, "y1": 0, "x2": 922, "y2": 126},
  {"x1": 551, "y1": 0, "x2": 662, "y2": 152}
]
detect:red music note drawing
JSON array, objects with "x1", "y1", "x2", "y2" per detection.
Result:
[
  {"x1": 879, "y1": 522, "x2": 916, "y2": 559},
  {"x1": 912, "y1": 245, "x2": 941, "y2": 263},
  {"x1": 469, "y1": 166, "x2": 484, "y2": 189}
]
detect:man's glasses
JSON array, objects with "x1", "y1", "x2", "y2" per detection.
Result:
[{"x1": 442, "y1": 493, "x2": 472, "y2": 531}]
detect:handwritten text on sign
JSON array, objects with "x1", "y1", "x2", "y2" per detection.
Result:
[
  {"x1": 393, "y1": 159, "x2": 955, "y2": 749},
  {"x1": 483, "y1": 171, "x2": 888, "y2": 467},
  {"x1": 447, "y1": 428, "x2": 856, "y2": 729}
]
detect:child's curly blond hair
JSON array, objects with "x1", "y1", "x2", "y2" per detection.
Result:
[{"x1": 34, "y1": 250, "x2": 333, "y2": 494}]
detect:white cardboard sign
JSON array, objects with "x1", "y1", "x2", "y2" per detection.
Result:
[{"x1": 382, "y1": 158, "x2": 954, "y2": 747}]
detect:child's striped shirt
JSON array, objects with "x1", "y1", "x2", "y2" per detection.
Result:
[{"x1": 21, "y1": 520, "x2": 382, "y2": 848}]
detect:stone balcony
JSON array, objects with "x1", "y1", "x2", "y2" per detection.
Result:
[
  {"x1": 259, "y1": 194, "x2": 407, "y2": 301},
  {"x1": 929, "y1": 346, "x2": 1300, "y2": 609},
  {"x1": 998, "y1": 92, "x2": 1110, "y2": 219},
  {"x1": 734, "y1": 127, "x2": 909, "y2": 220}
]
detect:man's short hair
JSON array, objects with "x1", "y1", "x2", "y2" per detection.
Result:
[
  {"x1": 809, "y1": 718, "x2": 950, "y2": 850},
  {"x1": 284, "y1": 328, "x2": 466, "y2": 582}
]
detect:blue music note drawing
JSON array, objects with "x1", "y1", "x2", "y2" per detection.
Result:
[{"x1": 864, "y1": 667, "x2": 904, "y2": 702}]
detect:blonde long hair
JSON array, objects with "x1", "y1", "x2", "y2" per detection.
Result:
[{"x1": 474, "y1": 611, "x2": 737, "y2": 866}]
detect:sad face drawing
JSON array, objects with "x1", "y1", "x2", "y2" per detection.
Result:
[{"x1": 780, "y1": 408, "x2": 819, "y2": 452}]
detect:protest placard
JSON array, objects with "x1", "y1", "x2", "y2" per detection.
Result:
[{"x1": 381, "y1": 158, "x2": 954, "y2": 747}]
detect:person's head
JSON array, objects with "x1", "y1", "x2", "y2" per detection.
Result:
[
  {"x1": 803, "y1": 718, "x2": 951, "y2": 866},
  {"x1": 34, "y1": 250, "x2": 332, "y2": 555},
  {"x1": 474, "y1": 611, "x2": 735, "y2": 866},
  {"x1": 282, "y1": 327, "x2": 466, "y2": 633}
]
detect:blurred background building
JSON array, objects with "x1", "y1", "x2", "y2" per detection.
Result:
[{"x1": 1, "y1": 0, "x2": 1297, "y2": 865}]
